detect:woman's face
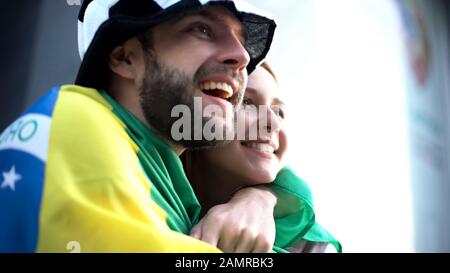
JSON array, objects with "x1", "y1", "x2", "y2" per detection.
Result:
[{"x1": 203, "y1": 65, "x2": 288, "y2": 184}]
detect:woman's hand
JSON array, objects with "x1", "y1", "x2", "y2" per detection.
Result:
[{"x1": 190, "y1": 186, "x2": 277, "y2": 253}]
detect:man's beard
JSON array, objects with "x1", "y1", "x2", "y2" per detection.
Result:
[{"x1": 139, "y1": 52, "x2": 245, "y2": 150}]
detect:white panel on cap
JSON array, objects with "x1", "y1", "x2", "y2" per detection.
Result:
[
  {"x1": 199, "y1": 0, "x2": 274, "y2": 20},
  {"x1": 78, "y1": 0, "x2": 120, "y2": 60},
  {"x1": 154, "y1": 0, "x2": 181, "y2": 9}
]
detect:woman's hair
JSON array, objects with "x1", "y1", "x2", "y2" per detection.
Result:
[{"x1": 260, "y1": 61, "x2": 278, "y2": 84}]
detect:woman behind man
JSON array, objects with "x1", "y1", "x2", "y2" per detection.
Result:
[{"x1": 183, "y1": 62, "x2": 341, "y2": 253}]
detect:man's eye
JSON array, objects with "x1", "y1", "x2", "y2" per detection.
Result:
[{"x1": 191, "y1": 24, "x2": 212, "y2": 38}]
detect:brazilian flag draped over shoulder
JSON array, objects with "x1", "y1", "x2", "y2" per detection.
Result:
[{"x1": 0, "y1": 86, "x2": 340, "y2": 252}]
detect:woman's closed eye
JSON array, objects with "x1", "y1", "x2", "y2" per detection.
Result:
[
  {"x1": 272, "y1": 105, "x2": 285, "y2": 119},
  {"x1": 242, "y1": 97, "x2": 255, "y2": 107}
]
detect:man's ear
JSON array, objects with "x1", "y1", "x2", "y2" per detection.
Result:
[{"x1": 108, "y1": 38, "x2": 144, "y2": 80}]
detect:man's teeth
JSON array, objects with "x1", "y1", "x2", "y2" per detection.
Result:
[
  {"x1": 199, "y1": 81, "x2": 233, "y2": 95},
  {"x1": 243, "y1": 142, "x2": 274, "y2": 154}
]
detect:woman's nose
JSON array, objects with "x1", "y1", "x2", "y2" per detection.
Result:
[{"x1": 258, "y1": 106, "x2": 281, "y2": 135}]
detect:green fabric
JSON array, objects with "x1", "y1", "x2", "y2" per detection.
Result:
[
  {"x1": 303, "y1": 222, "x2": 342, "y2": 253},
  {"x1": 270, "y1": 166, "x2": 342, "y2": 253},
  {"x1": 101, "y1": 91, "x2": 201, "y2": 234},
  {"x1": 101, "y1": 91, "x2": 341, "y2": 253}
]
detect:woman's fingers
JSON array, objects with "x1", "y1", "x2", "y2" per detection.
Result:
[
  {"x1": 196, "y1": 216, "x2": 221, "y2": 247},
  {"x1": 251, "y1": 236, "x2": 273, "y2": 253},
  {"x1": 234, "y1": 229, "x2": 257, "y2": 253},
  {"x1": 217, "y1": 234, "x2": 239, "y2": 253}
]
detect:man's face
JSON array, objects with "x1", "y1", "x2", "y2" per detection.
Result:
[{"x1": 139, "y1": 5, "x2": 250, "y2": 149}]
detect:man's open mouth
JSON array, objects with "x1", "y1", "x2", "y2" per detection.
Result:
[{"x1": 199, "y1": 81, "x2": 234, "y2": 101}]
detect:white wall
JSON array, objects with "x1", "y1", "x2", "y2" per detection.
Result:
[{"x1": 248, "y1": 0, "x2": 414, "y2": 252}]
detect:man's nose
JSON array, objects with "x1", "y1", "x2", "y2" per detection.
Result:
[{"x1": 216, "y1": 31, "x2": 251, "y2": 72}]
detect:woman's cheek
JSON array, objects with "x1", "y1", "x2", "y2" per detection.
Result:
[{"x1": 277, "y1": 127, "x2": 289, "y2": 164}]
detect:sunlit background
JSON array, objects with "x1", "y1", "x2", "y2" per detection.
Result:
[
  {"x1": 1, "y1": 0, "x2": 449, "y2": 252},
  {"x1": 248, "y1": 0, "x2": 450, "y2": 252}
]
